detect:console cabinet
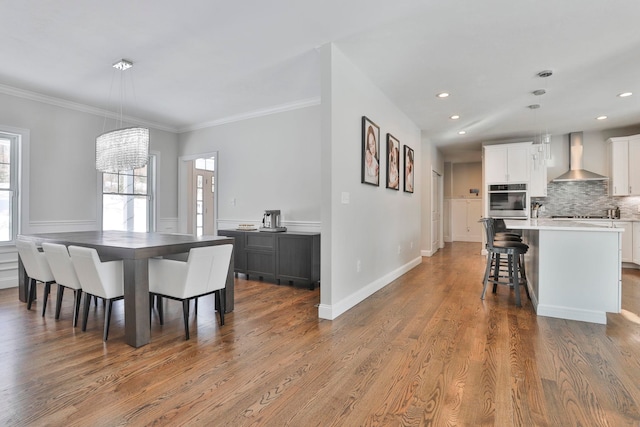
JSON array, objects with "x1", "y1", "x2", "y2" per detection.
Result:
[{"x1": 218, "y1": 230, "x2": 320, "y2": 289}]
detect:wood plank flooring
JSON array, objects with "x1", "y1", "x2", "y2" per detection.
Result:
[{"x1": 1, "y1": 242, "x2": 640, "y2": 426}]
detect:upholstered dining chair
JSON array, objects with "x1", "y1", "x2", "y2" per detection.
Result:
[
  {"x1": 68, "y1": 245, "x2": 124, "y2": 341},
  {"x1": 16, "y1": 238, "x2": 56, "y2": 316},
  {"x1": 148, "y1": 244, "x2": 233, "y2": 340},
  {"x1": 42, "y1": 242, "x2": 83, "y2": 327}
]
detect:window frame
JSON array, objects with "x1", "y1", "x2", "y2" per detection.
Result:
[
  {"x1": 99, "y1": 153, "x2": 156, "y2": 233},
  {"x1": 0, "y1": 130, "x2": 23, "y2": 245}
]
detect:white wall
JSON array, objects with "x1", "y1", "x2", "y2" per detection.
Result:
[
  {"x1": 319, "y1": 44, "x2": 422, "y2": 319},
  {"x1": 177, "y1": 104, "x2": 322, "y2": 231}
]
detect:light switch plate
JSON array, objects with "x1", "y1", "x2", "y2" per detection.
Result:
[{"x1": 341, "y1": 192, "x2": 350, "y2": 204}]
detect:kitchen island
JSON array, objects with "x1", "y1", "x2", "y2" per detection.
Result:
[{"x1": 504, "y1": 219, "x2": 622, "y2": 324}]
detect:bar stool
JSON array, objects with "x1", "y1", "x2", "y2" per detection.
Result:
[{"x1": 479, "y1": 218, "x2": 529, "y2": 307}]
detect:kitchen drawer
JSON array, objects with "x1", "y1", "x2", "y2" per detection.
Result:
[{"x1": 246, "y1": 232, "x2": 276, "y2": 251}]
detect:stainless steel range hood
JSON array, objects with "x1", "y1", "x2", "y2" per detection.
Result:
[{"x1": 553, "y1": 132, "x2": 608, "y2": 181}]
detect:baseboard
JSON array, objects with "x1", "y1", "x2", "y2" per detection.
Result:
[
  {"x1": 535, "y1": 303, "x2": 607, "y2": 325},
  {"x1": 318, "y1": 256, "x2": 422, "y2": 320},
  {"x1": 0, "y1": 277, "x2": 16, "y2": 290}
]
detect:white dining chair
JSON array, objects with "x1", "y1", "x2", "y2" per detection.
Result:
[
  {"x1": 149, "y1": 244, "x2": 232, "y2": 340},
  {"x1": 42, "y1": 242, "x2": 84, "y2": 327},
  {"x1": 16, "y1": 238, "x2": 56, "y2": 316},
  {"x1": 68, "y1": 245, "x2": 124, "y2": 341}
]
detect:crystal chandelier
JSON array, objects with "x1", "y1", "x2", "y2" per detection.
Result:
[{"x1": 95, "y1": 59, "x2": 149, "y2": 173}]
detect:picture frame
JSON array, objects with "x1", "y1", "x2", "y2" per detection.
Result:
[
  {"x1": 404, "y1": 145, "x2": 414, "y2": 193},
  {"x1": 386, "y1": 133, "x2": 400, "y2": 190},
  {"x1": 361, "y1": 116, "x2": 380, "y2": 186}
]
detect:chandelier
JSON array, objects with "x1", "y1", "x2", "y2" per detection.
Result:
[{"x1": 95, "y1": 59, "x2": 149, "y2": 173}]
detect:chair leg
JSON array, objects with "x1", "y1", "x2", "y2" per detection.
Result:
[
  {"x1": 82, "y1": 293, "x2": 92, "y2": 332},
  {"x1": 42, "y1": 282, "x2": 52, "y2": 317},
  {"x1": 27, "y1": 278, "x2": 36, "y2": 310},
  {"x1": 512, "y1": 253, "x2": 522, "y2": 307},
  {"x1": 55, "y1": 284, "x2": 65, "y2": 319},
  {"x1": 194, "y1": 298, "x2": 198, "y2": 316},
  {"x1": 73, "y1": 290, "x2": 82, "y2": 327},
  {"x1": 481, "y1": 252, "x2": 493, "y2": 300},
  {"x1": 182, "y1": 300, "x2": 190, "y2": 340},
  {"x1": 492, "y1": 254, "x2": 501, "y2": 293},
  {"x1": 149, "y1": 294, "x2": 154, "y2": 326},
  {"x1": 103, "y1": 299, "x2": 113, "y2": 341},
  {"x1": 217, "y1": 290, "x2": 225, "y2": 326}
]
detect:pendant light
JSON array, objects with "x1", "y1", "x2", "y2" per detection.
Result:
[{"x1": 95, "y1": 59, "x2": 149, "y2": 173}]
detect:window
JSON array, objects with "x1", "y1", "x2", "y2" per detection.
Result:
[
  {"x1": 0, "y1": 132, "x2": 19, "y2": 243},
  {"x1": 102, "y1": 155, "x2": 155, "y2": 232}
]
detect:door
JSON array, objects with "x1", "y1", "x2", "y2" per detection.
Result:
[
  {"x1": 194, "y1": 169, "x2": 215, "y2": 236},
  {"x1": 432, "y1": 170, "x2": 442, "y2": 252},
  {"x1": 184, "y1": 155, "x2": 217, "y2": 236}
]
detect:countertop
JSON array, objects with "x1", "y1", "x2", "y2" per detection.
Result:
[{"x1": 504, "y1": 218, "x2": 624, "y2": 232}]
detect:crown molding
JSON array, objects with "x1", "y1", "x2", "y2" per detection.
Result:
[
  {"x1": 0, "y1": 83, "x2": 178, "y2": 133},
  {"x1": 0, "y1": 82, "x2": 321, "y2": 135},
  {"x1": 178, "y1": 97, "x2": 321, "y2": 133}
]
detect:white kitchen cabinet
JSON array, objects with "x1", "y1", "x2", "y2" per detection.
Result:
[
  {"x1": 529, "y1": 144, "x2": 548, "y2": 197},
  {"x1": 451, "y1": 199, "x2": 483, "y2": 242},
  {"x1": 484, "y1": 142, "x2": 531, "y2": 184},
  {"x1": 618, "y1": 221, "x2": 633, "y2": 263},
  {"x1": 608, "y1": 135, "x2": 640, "y2": 196},
  {"x1": 634, "y1": 222, "x2": 640, "y2": 265}
]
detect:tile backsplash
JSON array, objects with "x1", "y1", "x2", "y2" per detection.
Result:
[{"x1": 532, "y1": 180, "x2": 640, "y2": 220}]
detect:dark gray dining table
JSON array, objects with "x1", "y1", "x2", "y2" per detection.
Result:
[{"x1": 17, "y1": 231, "x2": 234, "y2": 347}]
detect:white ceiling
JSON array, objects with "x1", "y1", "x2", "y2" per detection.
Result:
[{"x1": 3, "y1": 1, "x2": 640, "y2": 162}]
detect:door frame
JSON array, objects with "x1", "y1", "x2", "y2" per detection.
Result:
[{"x1": 178, "y1": 151, "x2": 218, "y2": 235}]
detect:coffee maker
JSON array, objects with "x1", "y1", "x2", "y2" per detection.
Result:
[{"x1": 260, "y1": 210, "x2": 287, "y2": 232}]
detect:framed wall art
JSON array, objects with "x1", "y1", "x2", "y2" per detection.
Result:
[
  {"x1": 404, "y1": 145, "x2": 414, "y2": 193},
  {"x1": 386, "y1": 133, "x2": 400, "y2": 190},
  {"x1": 361, "y1": 116, "x2": 380, "y2": 186}
]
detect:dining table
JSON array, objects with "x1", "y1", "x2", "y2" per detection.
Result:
[{"x1": 17, "y1": 231, "x2": 234, "y2": 347}]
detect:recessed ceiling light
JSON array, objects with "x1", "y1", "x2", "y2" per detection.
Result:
[
  {"x1": 450, "y1": 115, "x2": 460, "y2": 120},
  {"x1": 436, "y1": 92, "x2": 450, "y2": 98},
  {"x1": 537, "y1": 70, "x2": 553, "y2": 78},
  {"x1": 458, "y1": 130, "x2": 466, "y2": 135},
  {"x1": 528, "y1": 104, "x2": 540, "y2": 109},
  {"x1": 618, "y1": 92, "x2": 633, "y2": 98},
  {"x1": 596, "y1": 115, "x2": 608, "y2": 120},
  {"x1": 532, "y1": 89, "x2": 546, "y2": 96}
]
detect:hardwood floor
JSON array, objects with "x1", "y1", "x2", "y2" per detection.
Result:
[{"x1": 2, "y1": 242, "x2": 640, "y2": 426}]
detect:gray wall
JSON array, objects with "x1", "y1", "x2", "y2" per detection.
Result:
[
  {"x1": 0, "y1": 91, "x2": 179, "y2": 287},
  {"x1": 178, "y1": 104, "x2": 322, "y2": 229}
]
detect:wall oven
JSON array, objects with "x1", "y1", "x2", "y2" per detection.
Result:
[{"x1": 488, "y1": 183, "x2": 528, "y2": 218}]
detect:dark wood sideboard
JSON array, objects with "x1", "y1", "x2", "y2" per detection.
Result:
[{"x1": 218, "y1": 229, "x2": 320, "y2": 289}]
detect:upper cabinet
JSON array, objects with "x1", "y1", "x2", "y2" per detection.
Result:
[
  {"x1": 608, "y1": 135, "x2": 640, "y2": 196},
  {"x1": 484, "y1": 142, "x2": 531, "y2": 184}
]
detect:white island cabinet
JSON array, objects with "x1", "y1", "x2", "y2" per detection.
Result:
[{"x1": 504, "y1": 219, "x2": 622, "y2": 324}]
